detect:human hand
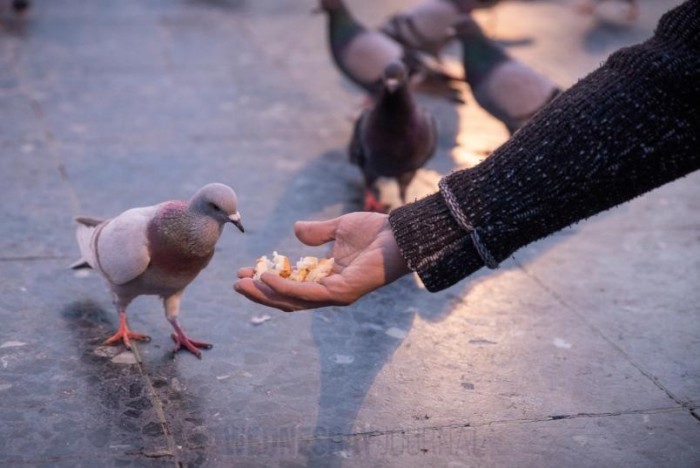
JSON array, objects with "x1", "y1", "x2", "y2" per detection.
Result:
[{"x1": 233, "y1": 212, "x2": 411, "y2": 311}]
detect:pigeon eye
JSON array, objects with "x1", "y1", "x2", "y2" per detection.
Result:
[{"x1": 209, "y1": 202, "x2": 220, "y2": 211}]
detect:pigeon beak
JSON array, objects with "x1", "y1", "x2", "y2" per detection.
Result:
[
  {"x1": 385, "y1": 78, "x2": 400, "y2": 93},
  {"x1": 228, "y1": 213, "x2": 245, "y2": 233}
]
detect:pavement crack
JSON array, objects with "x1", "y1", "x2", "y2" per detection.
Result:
[
  {"x1": 474, "y1": 406, "x2": 687, "y2": 428},
  {"x1": 209, "y1": 406, "x2": 687, "y2": 452},
  {"x1": 690, "y1": 408, "x2": 700, "y2": 424},
  {"x1": 130, "y1": 344, "x2": 182, "y2": 468},
  {"x1": 13, "y1": 61, "x2": 83, "y2": 215},
  {"x1": 305, "y1": 406, "x2": 687, "y2": 444},
  {"x1": 321, "y1": 422, "x2": 473, "y2": 441},
  {"x1": 512, "y1": 256, "x2": 686, "y2": 408},
  {"x1": 156, "y1": 17, "x2": 176, "y2": 73},
  {"x1": 126, "y1": 448, "x2": 176, "y2": 459}
]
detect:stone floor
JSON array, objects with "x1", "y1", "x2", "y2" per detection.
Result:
[{"x1": 1, "y1": 0, "x2": 698, "y2": 466}]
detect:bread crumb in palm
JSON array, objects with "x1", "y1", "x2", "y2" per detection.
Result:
[
  {"x1": 305, "y1": 258, "x2": 334, "y2": 282},
  {"x1": 253, "y1": 253, "x2": 334, "y2": 282}
]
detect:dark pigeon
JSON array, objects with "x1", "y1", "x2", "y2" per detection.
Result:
[
  {"x1": 455, "y1": 15, "x2": 561, "y2": 134},
  {"x1": 349, "y1": 62, "x2": 437, "y2": 212}
]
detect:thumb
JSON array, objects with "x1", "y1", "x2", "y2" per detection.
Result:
[{"x1": 294, "y1": 218, "x2": 340, "y2": 246}]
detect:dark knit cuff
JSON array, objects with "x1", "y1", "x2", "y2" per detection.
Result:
[{"x1": 389, "y1": 191, "x2": 485, "y2": 292}]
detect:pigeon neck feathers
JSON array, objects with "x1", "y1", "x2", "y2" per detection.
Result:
[
  {"x1": 327, "y1": 4, "x2": 364, "y2": 51},
  {"x1": 148, "y1": 201, "x2": 223, "y2": 262},
  {"x1": 371, "y1": 85, "x2": 417, "y2": 131},
  {"x1": 457, "y1": 20, "x2": 508, "y2": 87}
]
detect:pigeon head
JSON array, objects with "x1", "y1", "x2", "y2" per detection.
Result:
[
  {"x1": 382, "y1": 62, "x2": 407, "y2": 93},
  {"x1": 190, "y1": 183, "x2": 244, "y2": 233}
]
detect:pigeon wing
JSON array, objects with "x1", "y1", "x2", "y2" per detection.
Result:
[
  {"x1": 349, "y1": 110, "x2": 369, "y2": 168},
  {"x1": 95, "y1": 205, "x2": 157, "y2": 285},
  {"x1": 342, "y1": 31, "x2": 404, "y2": 87},
  {"x1": 425, "y1": 112, "x2": 438, "y2": 163}
]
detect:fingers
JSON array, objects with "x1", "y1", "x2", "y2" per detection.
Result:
[
  {"x1": 233, "y1": 278, "x2": 321, "y2": 312},
  {"x1": 237, "y1": 268, "x2": 338, "y2": 303},
  {"x1": 259, "y1": 272, "x2": 336, "y2": 304},
  {"x1": 237, "y1": 267, "x2": 255, "y2": 279},
  {"x1": 233, "y1": 270, "x2": 351, "y2": 311},
  {"x1": 294, "y1": 218, "x2": 340, "y2": 247},
  {"x1": 233, "y1": 278, "x2": 297, "y2": 311}
]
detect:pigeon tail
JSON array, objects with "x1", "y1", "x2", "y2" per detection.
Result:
[
  {"x1": 71, "y1": 216, "x2": 102, "y2": 270},
  {"x1": 75, "y1": 216, "x2": 103, "y2": 227},
  {"x1": 69, "y1": 258, "x2": 91, "y2": 270}
]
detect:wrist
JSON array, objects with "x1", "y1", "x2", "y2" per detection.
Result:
[{"x1": 389, "y1": 192, "x2": 485, "y2": 292}]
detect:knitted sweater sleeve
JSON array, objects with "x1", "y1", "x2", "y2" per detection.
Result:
[{"x1": 388, "y1": 0, "x2": 700, "y2": 292}]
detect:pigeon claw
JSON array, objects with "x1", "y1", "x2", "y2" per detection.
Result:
[
  {"x1": 171, "y1": 333, "x2": 213, "y2": 359},
  {"x1": 363, "y1": 190, "x2": 388, "y2": 213},
  {"x1": 104, "y1": 313, "x2": 151, "y2": 349}
]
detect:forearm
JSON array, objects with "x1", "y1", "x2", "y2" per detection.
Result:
[{"x1": 389, "y1": 0, "x2": 700, "y2": 292}]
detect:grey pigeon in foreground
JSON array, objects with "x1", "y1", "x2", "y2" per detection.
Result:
[
  {"x1": 381, "y1": 0, "x2": 501, "y2": 59},
  {"x1": 455, "y1": 16, "x2": 561, "y2": 135},
  {"x1": 349, "y1": 62, "x2": 437, "y2": 212},
  {"x1": 315, "y1": 0, "x2": 456, "y2": 100},
  {"x1": 71, "y1": 183, "x2": 244, "y2": 358}
]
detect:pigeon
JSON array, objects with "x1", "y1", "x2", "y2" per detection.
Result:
[
  {"x1": 12, "y1": 0, "x2": 29, "y2": 12},
  {"x1": 71, "y1": 183, "x2": 244, "y2": 358},
  {"x1": 577, "y1": 0, "x2": 639, "y2": 22},
  {"x1": 454, "y1": 15, "x2": 561, "y2": 135},
  {"x1": 349, "y1": 62, "x2": 437, "y2": 212},
  {"x1": 314, "y1": 0, "x2": 456, "y2": 100},
  {"x1": 381, "y1": 0, "x2": 501, "y2": 59}
]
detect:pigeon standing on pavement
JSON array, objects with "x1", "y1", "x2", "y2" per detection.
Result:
[
  {"x1": 381, "y1": 0, "x2": 501, "y2": 59},
  {"x1": 315, "y1": 0, "x2": 455, "y2": 100},
  {"x1": 349, "y1": 62, "x2": 437, "y2": 212},
  {"x1": 71, "y1": 183, "x2": 245, "y2": 358},
  {"x1": 455, "y1": 16, "x2": 561, "y2": 135}
]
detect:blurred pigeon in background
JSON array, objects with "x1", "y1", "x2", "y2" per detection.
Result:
[
  {"x1": 315, "y1": 0, "x2": 457, "y2": 100},
  {"x1": 381, "y1": 0, "x2": 501, "y2": 59},
  {"x1": 12, "y1": 0, "x2": 29, "y2": 12},
  {"x1": 71, "y1": 183, "x2": 244, "y2": 358},
  {"x1": 349, "y1": 62, "x2": 437, "y2": 212},
  {"x1": 577, "y1": 0, "x2": 639, "y2": 22},
  {"x1": 455, "y1": 15, "x2": 560, "y2": 134}
]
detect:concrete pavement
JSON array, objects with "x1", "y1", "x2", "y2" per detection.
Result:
[{"x1": 0, "y1": 0, "x2": 698, "y2": 466}]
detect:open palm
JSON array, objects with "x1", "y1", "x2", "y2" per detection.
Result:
[{"x1": 234, "y1": 212, "x2": 410, "y2": 311}]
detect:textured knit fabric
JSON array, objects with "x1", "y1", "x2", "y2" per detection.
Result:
[{"x1": 389, "y1": 0, "x2": 700, "y2": 292}]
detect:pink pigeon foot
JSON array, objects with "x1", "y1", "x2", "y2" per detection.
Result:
[
  {"x1": 170, "y1": 332, "x2": 213, "y2": 359},
  {"x1": 363, "y1": 190, "x2": 387, "y2": 213},
  {"x1": 171, "y1": 333, "x2": 212, "y2": 358},
  {"x1": 104, "y1": 311, "x2": 151, "y2": 349}
]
